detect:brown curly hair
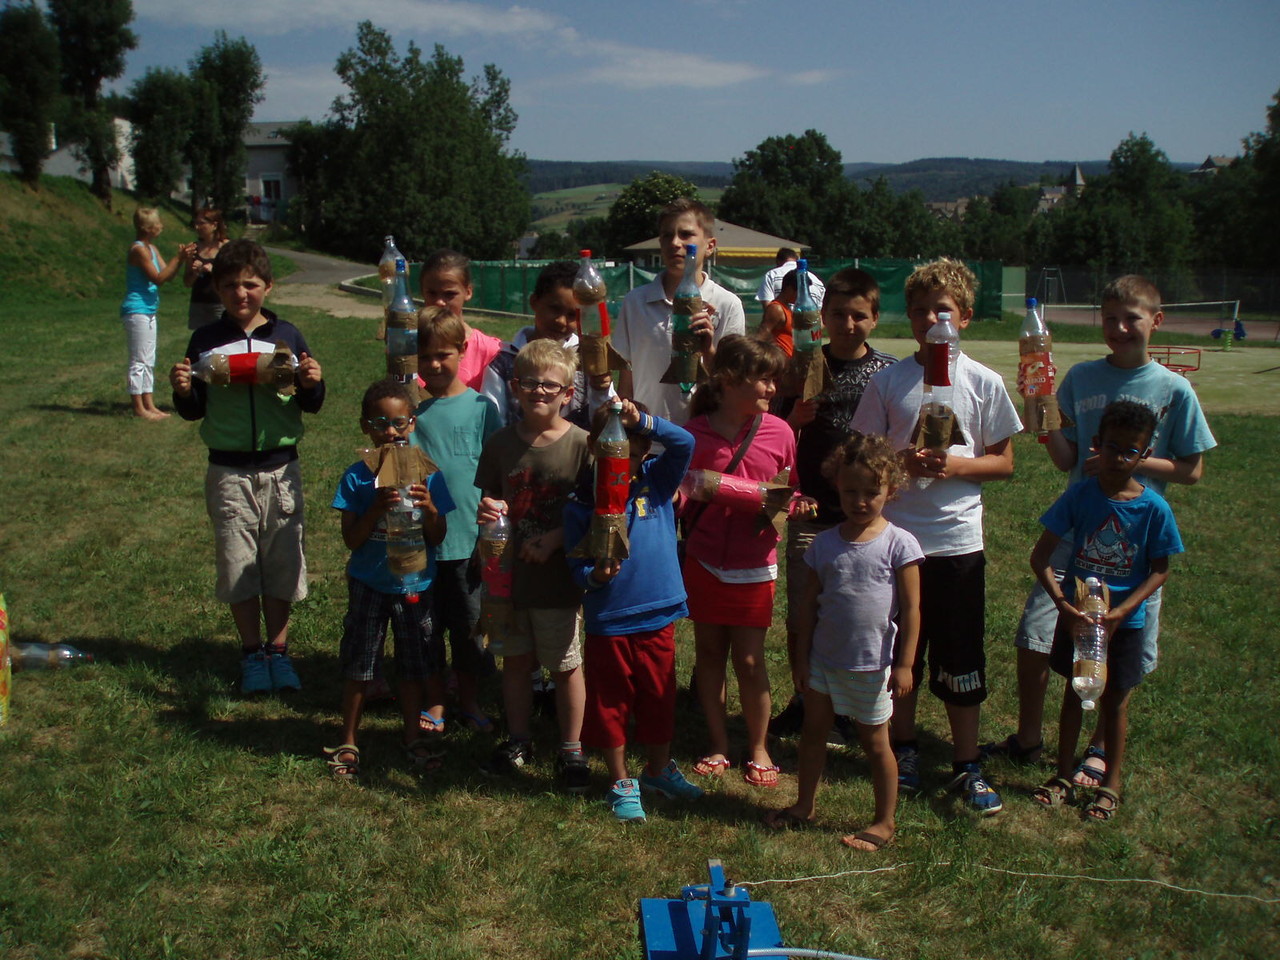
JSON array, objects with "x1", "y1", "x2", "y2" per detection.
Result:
[{"x1": 821, "y1": 431, "x2": 905, "y2": 496}]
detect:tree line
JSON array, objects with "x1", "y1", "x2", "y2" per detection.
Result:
[
  {"x1": 0, "y1": 1, "x2": 263, "y2": 214},
  {"x1": 535, "y1": 87, "x2": 1280, "y2": 278}
]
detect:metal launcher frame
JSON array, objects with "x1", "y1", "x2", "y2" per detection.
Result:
[{"x1": 639, "y1": 859, "x2": 784, "y2": 960}]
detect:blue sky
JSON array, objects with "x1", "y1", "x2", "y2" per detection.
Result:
[{"x1": 123, "y1": 0, "x2": 1280, "y2": 166}]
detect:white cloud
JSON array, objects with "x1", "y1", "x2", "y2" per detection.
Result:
[
  {"x1": 580, "y1": 41, "x2": 767, "y2": 90},
  {"x1": 254, "y1": 63, "x2": 345, "y2": 121},
  {"x1": 132, "y1": 0, "x2": 559, "y2": 39},
  {"x1": 787, "y1": 69, "x2": 842, "y2": 86}
]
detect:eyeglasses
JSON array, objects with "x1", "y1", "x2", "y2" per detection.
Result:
[
  {"x1": 515, "y1": 379, "x2": 568, "y2": 396},
  {"x1": 365, "y1": 416, "x2": 412, "y2": 431},
  {"x1": 1101, "y1": 441, "x2": 1145, "y2": 463}
]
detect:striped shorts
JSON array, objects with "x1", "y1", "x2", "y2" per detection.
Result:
[{"x1": 808, "y1": 662, "x2": 892, "y2": 726}]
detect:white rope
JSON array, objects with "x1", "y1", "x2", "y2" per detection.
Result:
[{"x1": 737, "y1": 860, "x2": 1280, "y2": 904}]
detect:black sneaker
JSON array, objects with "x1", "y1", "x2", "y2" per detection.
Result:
[
  {"x1": 484, "y1": 738, "x2": 533, "y2": 776},
  {"x1": 555, "y1": 750, "x2": 591, "y2": 794},
  {"x1": 767, "y1": 695, "x2": 805, "y2": 738}
]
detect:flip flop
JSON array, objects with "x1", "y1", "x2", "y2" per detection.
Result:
[
  {"x1": 840, "y1": 830, "x2": 892, "y2": 851},
  {"x1": 763, "y1": 807, "x2": 812, "y2": 830},
  {"x1": 743, "y1": 760, "x2": 781, "y2": 788},
  {"x1": 419, "y1": 711, "x2": 446, "y2": 735},
  {"x1": 692, "y1": 755, "x2": 732, "y2": 778},
  {"x1": 459, "y1": 711, "x2": 495, "y2": 733}
]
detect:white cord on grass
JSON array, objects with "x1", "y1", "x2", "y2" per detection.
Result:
[{"x1": 737, "y1": 861, "x2": 1280, "y2": 904}]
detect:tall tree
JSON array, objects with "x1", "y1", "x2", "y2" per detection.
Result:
[
  {"x1": 288, "y1": 22, "x2": 528, "y2": 261},
  {"x1": 605, "y1": 171, "x2": 699, "y2": 252},
  {"x1": 127, "y1": 68, "x2": 192, "y2": 201},
  {"x1": 717, "y1": 130, "x2": 851, "y2": 252},
  {"x1": 0, "y1": 2, "x2": 61, "y2": 185},
  {"x1": 187, "y1": 32, "x2": 263, "y2": 213},
  {"x1": 47, "y1": 0, "x2": 136, "y2": 204}
]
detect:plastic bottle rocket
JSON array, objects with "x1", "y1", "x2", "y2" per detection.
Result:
[
  {"x1": 191, "y1": 342, "x2": 298, "y2": 396},
  {"x1": 377, "y1": 235, "x2": 404, "y2": 340},
  {"x1": 570, "y1": 400, "x2": 631, "y2": 562},
  {"x1": 573, "y1": 250, "x2": 629, "y2": 381},
  {"x1": 788, "y1": 259, "x2": 823, "y2": 398},
  {"x1": 11, "y1": 642, "x2": 94, "y2": 671},
  {"x1": 386, "y1": 258, "x2": 420, "y2": 403},
  {"x1": 660, "y1": 242, "x2": 704, "y2": 393},
  {"x1": 475, "y1": 511, "x2": 513, "y2": 652},
  {"x1": 1071, "y1": 577, "x2": 1110, "y2": 711},
  {"x1": 380, "y1": 439, "x2": 429, "y2": 604},
  {"x1": 1018, "y1": 297, "x2": 1062, "y2": 440},
  {"x1": 680, "y1": 467, "x2": 795, "y2": 536},
  {"x1": 914, "y1": 311, "x2": 965, "y2": 487}
]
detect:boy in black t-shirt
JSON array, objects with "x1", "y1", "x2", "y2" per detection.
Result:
[{"x1": 771, "y1": 268, "x2": 897, "y2": 738}]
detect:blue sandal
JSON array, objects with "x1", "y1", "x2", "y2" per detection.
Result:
[{"x1": 1071, "y1": 746, "x2": 1107, "y2": 788}]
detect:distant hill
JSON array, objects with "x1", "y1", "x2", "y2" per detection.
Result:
[{"x1": 525, "y1": 156, "x2": 1198, "y2": 203}]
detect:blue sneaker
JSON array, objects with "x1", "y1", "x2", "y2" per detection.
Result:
[
  {"x1": 606, "y1": 779, "x2": 646, "y2": 822},
  {"x1": 240, "y1": 652, "x2": 271, "y2": 695},
  {"x1": 268, "y1": 652, "x2": 301, "y2": 692},
  {"x1": 949, "y1": 762, "x2": 1003, "y2": 815},
  {"x1": 894, "y1": 745, "x2": 921, "y2": 793},
  {"x1": 639, "y1": 761, "x2": 704, "y2": 801}
]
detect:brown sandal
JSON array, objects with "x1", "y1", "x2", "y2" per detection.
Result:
[{"x1": 323, "y1": 744, "x2": 360, "y2": 781}]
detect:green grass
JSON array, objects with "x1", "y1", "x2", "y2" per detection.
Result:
[{"x1": 1, "y1": 226, "x2": 1278, "y2": 954}]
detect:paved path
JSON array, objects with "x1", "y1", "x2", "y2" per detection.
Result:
[{"x1": 263, "y1": 245, "x2": 384, "y2": 319}]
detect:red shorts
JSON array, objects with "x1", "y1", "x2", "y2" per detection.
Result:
[
  {"x1": 582, "y1": 624, "x2": 677, "y2": 750},
  {"x1": 682, "y1": 556, "x2": 776, "y2": 628}
]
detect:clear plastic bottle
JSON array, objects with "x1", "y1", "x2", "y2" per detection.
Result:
[
  {"x1": 382, "y1": 442, "x2": 427, "y2": 603},
  {"x1": 378, "y1": 235, "x2": 404, "y2": 314},
  {"x1": 667, "y1": 241, "x2": 703, "y2": 393},
  {"x1": 478, "y1": 512, "x2": 513, "y2": 600},
  {"x1": 574, "y1": 249, "x2": 609, "y2": 337},
  {"x1": 1019, "y1": 297, "x2": 1056, "y2": 440},
  {"x1": 11, "y1": 642, "x2": 94, "y2": 671},
  {"x1": 386, "y1": 258, "x2": 418, "y2": 384},
  {"x1": 791, "y1": 259, "x2": 821, "y2": 354},
  {"x1": 916, "y1": 310, "x2": 960, "y2": 488},
  {"x1": 1071, "y1": 577, "x2": 1109, "y2": 710}
]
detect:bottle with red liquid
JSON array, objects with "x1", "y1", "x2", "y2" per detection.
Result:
[{"x1": 1018, "y1": 297, "x2": 1058, "y2": 441}]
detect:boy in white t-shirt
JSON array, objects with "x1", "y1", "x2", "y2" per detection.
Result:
[{"x1": 851, "y1": 259, "x2": 1022, "y2": 814}]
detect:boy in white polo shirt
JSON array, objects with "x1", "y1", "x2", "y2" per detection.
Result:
[{"x1": 615, "y1": 197, "x2": 745, "y2": 424}]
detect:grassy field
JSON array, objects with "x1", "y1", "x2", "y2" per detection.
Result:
[{"x1": 2, "y1": 175, "x2": 1278, "y2": 958}]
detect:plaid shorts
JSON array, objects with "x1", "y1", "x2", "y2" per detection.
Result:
[{"x1": 339, "y1": 576, "x2": 434, "y2": 681}]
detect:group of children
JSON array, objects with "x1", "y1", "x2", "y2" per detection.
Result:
[{"x1": 167, "y1": 197, "x2": 1214, "y2": 844}]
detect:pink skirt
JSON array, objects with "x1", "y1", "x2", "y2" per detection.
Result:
[{"x1": 683, "y1": 556, "x2": 776, "y2": 628}]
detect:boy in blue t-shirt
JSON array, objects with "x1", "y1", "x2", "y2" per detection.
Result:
[
  {"x1": 1029, "y1": 400, "x2": 1183, "y2": 821},
  {"x1": 325, "y1": 379, "x2": 455, "y2": 780},
  {"x1": 564, "y1": 400, "x2": 701, "y2": 822}
]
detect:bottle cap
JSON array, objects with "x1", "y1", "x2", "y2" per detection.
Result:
[
  {"x1": 1026, "y1": 297, "x2": 1038, "y2": 308},
  {"x1": 580, "y1": 249, "x2": 591, "y2": 258}
]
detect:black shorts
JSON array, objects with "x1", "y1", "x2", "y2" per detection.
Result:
[
  {"x1": 914, "y1": 551, "x2": 987, "y2": 707},
  {"x1": 339, "y1": 577, "x2": 433, "y2": 681},
  {"x1": 1049, "y1": 621, "x2": 1143, "y2": 695},
  {"x1": 430, "y1": 557, "x2": 486, "y2": 676}
]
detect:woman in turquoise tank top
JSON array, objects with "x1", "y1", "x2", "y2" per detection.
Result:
[{"x1": 121, "y1": 207, "x2": 190, "y2": 421}]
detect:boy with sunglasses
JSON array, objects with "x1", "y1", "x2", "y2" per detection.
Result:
[
  {"x1": 476, "y1": 340, "x2": 594, "y2": 790},
  {"x1": 326, "y1": 379, "x2": 454, "y2": 780},
  {"x1": 1029, "y1": 400, "x2": 1183, "y2": 820}
]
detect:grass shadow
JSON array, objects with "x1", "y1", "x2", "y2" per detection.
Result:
[{"x1": 33, "y1": 400, "x2": 135, "y2": 417}]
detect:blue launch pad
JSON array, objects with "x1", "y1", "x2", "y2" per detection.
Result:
[{"x1": 639, "y1": 859, "x2": 785, "y2": 960}]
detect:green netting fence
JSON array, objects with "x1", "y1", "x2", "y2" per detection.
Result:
[{"x1": 425, "y1": 258, "x2": 1004, "y2": 322}]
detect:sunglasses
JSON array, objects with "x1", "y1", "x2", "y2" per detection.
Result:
[
  {"x1": 1100, "y1": 441, "x2": 1145, "y2": 463},
  {"x1": 365, "y1": 416, "x2": 412, "y2": 431}
]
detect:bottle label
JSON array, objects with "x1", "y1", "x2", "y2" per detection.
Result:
[
  {"x1": 1018, "y1": 349, "x2": 1055, "y2": 397},
  {"x1": 594, "y1": 455, "x2": 631, "y2": 516},
  {"x1": 924, "y1": 342, "x2": 951, "y2": 387}
]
